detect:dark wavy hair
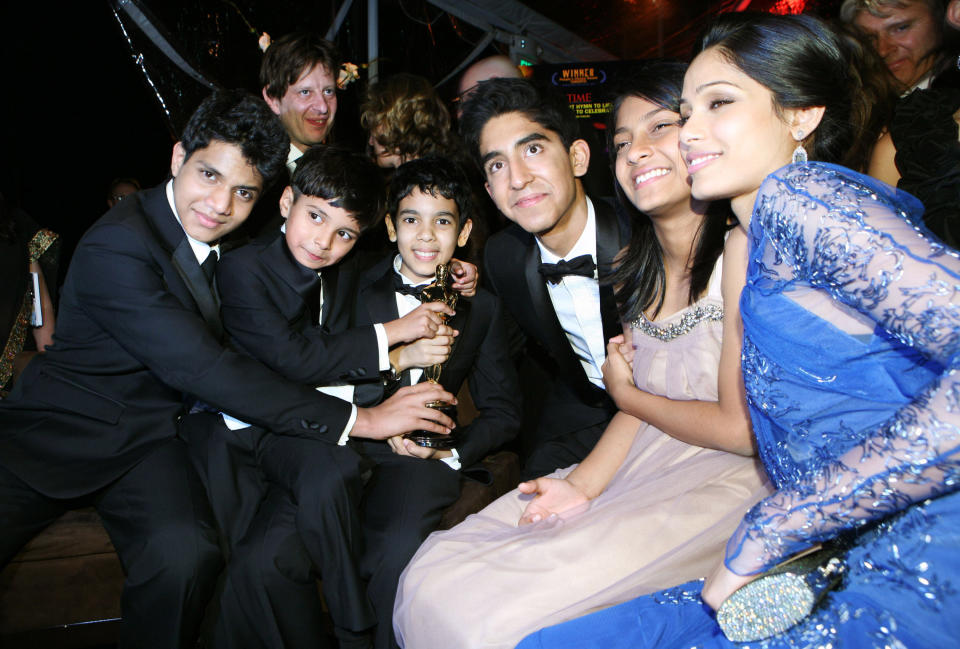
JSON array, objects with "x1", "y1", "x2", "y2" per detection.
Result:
[
  {"x1": 694, "y1": 12, "x2": 867, "y2": 167},
  {"x1": 607, "y1": 60, "x2": 733, "y2": 321},
  {"x1": 260, "y1": 32, "x2": 341, "y2": 101},
  {"x1": 361, "y1": 74, "x2": 456, "y2": 164},
  {"x1": 458, "y1": 77, "x2": 580, "y2": 166},
  {"x1": 180, "y1": 89, "x2": 289, "y2": 187},
  {"x1": 386, "y1": 156, "x2": 475, "y2": 234},
  {"x1": 290, "y1": 145, "x2": 385, "y2": 232}
]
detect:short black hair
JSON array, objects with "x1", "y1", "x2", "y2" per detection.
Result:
[
  {"x1": 458, "y1": 77, "x2": 579, "y2": 165},
  {"x1": 386, "y1": 156, "x2": 474, "y2": 232},
  {"x1": 180, "y1": 89, "x2": 288, "y2": 187},
  {"x1": 260, "y1": 32, "x2": 341, "y2": 101},
  {"x1": 290, "y1": 146, "x2": 385, "y2": 232}
]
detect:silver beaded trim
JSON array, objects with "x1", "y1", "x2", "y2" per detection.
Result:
[
  {"x1": 716, "y1": 572, "x2": 815, "y2": 642},
  {"x1": 631, "y1": 303, "x2": 723, "y2": 341}
]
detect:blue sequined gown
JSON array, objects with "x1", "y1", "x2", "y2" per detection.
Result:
[{"x1": 517, "y1": 162, "x2": 960, "y2": 649}]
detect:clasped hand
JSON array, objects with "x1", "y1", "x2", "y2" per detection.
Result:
[
  {"x1": 388, "y1": 302, "x2": 455, "y2": 344},
  {"x1": 601, "y1": 334, "x2": 635, "y2": 404},
  {"x1": 394, "y1": 324, "x2": 457, "y2": 371}
]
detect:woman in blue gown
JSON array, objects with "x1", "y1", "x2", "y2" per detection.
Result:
[{"x1": 518, "y1": 12, "x2": 960, "y2": 649}]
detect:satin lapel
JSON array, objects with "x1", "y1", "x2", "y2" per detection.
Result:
[
  {"x1": 435, "y1": 296, "x2": 471, "y2": 385},
  {"x1": 594, "y1": 200, "x2": 624, "y2": 346},
  {"x1": 365, "y1": 270, "x2": 401, "y2": 329},
  {"x1": 320, "y1": 264, "x2": 339, "y2": 325},
  {"x1": 261, "y1": 236, "x2": 318, "y2": 324},
  {"x1": 139, "y1": 188, "x2": 224, "y2": 341},
  {"x1": 171, "y1": 239, "x2": 224, "y2": 341},
  {"x1": 523, "y1": 242, "x2": 589, "y2": 383}
]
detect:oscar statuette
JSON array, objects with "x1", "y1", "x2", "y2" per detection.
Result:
[{"x1": 405, "y1": 262, "x2": 458, "y2": 449}]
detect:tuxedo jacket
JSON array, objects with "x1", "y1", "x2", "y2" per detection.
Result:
[
  {"x1": 482, "y1": 197, "x2": 628, "y2": 444},
  {"x1": 0, "y1": 184, "x2": 353, "y2": 499},
  {"x1": 354, "y1": 255, "x2": 521, "y2": 468},
  {"x1": 216, "y1": 232, "x2": 379, "y2": 387}
]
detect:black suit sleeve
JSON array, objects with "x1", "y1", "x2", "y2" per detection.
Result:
[
  {"x1": 71, "y1": 221, "x2": 352, "y2": 440},
  {"x1": 217, "y1": 253, "x2": 380, "y2": 385},
  {"x1": 482, "y1": 242, "x2": 528, "y2": 362},
  {"x1": 452, "y1": 294, "x2": 522, "y2": 468}
]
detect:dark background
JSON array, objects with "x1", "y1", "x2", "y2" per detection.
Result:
[{"x1": 0, "y1": 0, "x2": 841, "y2": 274}]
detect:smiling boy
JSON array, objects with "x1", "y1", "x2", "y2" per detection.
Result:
[
  {"x1": 349, "y1": 156, "x2": 520, "y2": 649},
  {"x1": 459, "y1": 78, "x2": 630, "y2": 479}
]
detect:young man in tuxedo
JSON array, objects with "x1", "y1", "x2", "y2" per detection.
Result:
[
  {"x1": 0, "y1": 90, "x2": 455, "y2": 649},
  {"x1": 459, "y1": 78, "x2": 629, "y2": 479}
]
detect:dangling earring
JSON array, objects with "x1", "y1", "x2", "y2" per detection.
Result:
[{"x1": 792, "y1": 130, "x2": 808, "y2": 165}]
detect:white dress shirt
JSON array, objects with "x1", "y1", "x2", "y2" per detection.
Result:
[
  {"x1": 534, "y1": 197, "x2": 606, "y2": 389},
  {"x1": 286, "y1": 143, "x2": 303, "y2": 175}
]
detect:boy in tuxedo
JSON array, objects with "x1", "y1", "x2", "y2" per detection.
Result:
[
  {"x1": 0, "y1": 90, "x2": 455, "y2": 649},
  {"x1": 352, "y1": 156, "x2": 520, "y2": 649},
  {"x1": 209, "y1": 155, "x2": 519, "y2": 649},
  {"x1": 202, "y1": 146, "x2": 462, "y2": 649},
  {"x1": 459, "y1": 78, "x2": 630, "y2": 479}
]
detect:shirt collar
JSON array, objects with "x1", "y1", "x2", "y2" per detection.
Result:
[
  {"x1": 165, "y1": 179, "x2": 219, "y2": 263},
  {"x1": 392, "y1": 254, "x2": 433, "y2": 287},
  {"x1": 535, "y1": 196, "x2": 596, "y2": 264},
  {"x1": 286, "y1": 143, "x2": 303, "y2": 175}
]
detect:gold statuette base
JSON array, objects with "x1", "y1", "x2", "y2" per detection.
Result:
[{"x1": 404, "y1": 401, "x2": 457, "y2": 449}]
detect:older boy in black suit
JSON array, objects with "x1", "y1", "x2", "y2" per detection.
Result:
[
  {"x1": 0, "y1": 91, "x2": 455, "y2": 649},
  {"x1": 459, "y1": 78, "x2": 630, "y2": 479}
]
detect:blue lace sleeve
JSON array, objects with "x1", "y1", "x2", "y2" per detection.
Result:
[{"x1": 725, "y1": 163, "x2": 960, "y2": 576}]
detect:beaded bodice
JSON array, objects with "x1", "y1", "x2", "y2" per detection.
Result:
[{"x1": 629, "y1": 256, "x2": 724, "y2": 403}]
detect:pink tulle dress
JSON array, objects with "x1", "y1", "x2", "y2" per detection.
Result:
[{"x1": 393, "y1": 257, "x2": 772, "y2": 649}]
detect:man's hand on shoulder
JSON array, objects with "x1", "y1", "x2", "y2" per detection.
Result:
[{"x1": 449, "y1": 258, "x2": 478, "y2": 297}]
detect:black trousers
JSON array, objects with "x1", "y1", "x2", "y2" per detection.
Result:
[
  {"x1": 0, "y1": 437, "x2": 222, "y2": 649},
  {"x1": 198, "y1": 421, "x2": 461, "y2": 649}
]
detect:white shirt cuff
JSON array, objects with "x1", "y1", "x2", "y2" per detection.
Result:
[
  {"x1": 338, "y1": 405, "x2": 358, "y2": 445},
  {"x1": 221, "y1": 413, "x2": 250, "y2": 430},
  {"x1": 374, "y1": 323, "x2": 390, "y2": 371},
  {"x1": 440, "y1": 448, "x2": 461, "y2": 470}
]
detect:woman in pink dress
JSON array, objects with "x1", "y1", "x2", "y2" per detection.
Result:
[{"x1": 393, "y1": 60, "x2": 772, "y2": 649}]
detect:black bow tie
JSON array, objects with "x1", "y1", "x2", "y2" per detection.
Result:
[
  {"x1": 200, "y1": 250, "x2": 218, "y2": 286},
  {"x1": 538, "y1": 254, "x2": 596, "y2": 285},
  {"x1": 393, "y1": 273, "x2": 428, "y2": 300}
]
